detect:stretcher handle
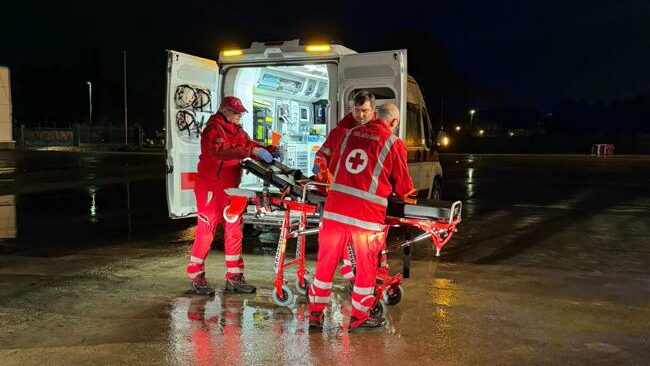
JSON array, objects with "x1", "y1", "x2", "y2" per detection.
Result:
[
  {"x1": 449, "y1": 200, "x2": 462, "y2": 222},
  {"x1": 287, "y1": 227, "x2": 320, "y2": 238}
]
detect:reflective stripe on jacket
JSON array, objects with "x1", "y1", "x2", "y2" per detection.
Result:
[{"x1": 323, "y1": 119, "x2": 414, "y2": 229}]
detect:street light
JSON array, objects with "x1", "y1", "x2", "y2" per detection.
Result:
[
  {"x1": 455, "y1": 125, "x2": 461, "y2": 132},
  {"x1": 86, "y1": 81, "x2": 92, "y2": 125},
  {"x1": 469, "y1": 109, "x2": 476, "y2": 129}
]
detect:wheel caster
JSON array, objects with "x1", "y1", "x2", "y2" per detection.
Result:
[
  {"x1": 382, "y1": 285, "x2": 403, "y2": 305},
  {"x1": 272, "y1": 284, "x2": 294, "y2": 307},
  {"x1": 294, "y1": 274, "x2": 312, "y2": 295}
]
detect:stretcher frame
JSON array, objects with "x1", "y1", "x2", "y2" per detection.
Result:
[{"x1": 224, "y1": 158, "x2": 462, "y2": 307}]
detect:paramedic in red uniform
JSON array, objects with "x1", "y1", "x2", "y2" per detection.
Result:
[
  {"x1": 308, "y1": 102, "x2": 415, "y2": 330},
  {"x1": 186, "y1": 96, "x2": 278, "y2": 295},
  {"x1": 312, "y1": 91, "x2": 377, "y2": 282}
]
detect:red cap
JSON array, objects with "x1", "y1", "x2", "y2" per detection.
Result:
[{"x1": 221, "y1": 96, "x2": 248, "y2": 113}]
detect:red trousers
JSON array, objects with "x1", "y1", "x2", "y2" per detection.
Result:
[
  {"x1": 186, "y1": 179, "x2": 244, "y2": 280},
  {"x1": 308, "y1": 219, "x2": 384, "y2": 322},
  {"x1": 339, "y1": 226, "x2": 390, "y2": 280}
]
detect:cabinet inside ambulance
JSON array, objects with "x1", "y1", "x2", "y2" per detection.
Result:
[{"x1": 221, "y1": 64, "x2": 337, "y2": 189}]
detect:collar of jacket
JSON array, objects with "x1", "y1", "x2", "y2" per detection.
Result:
[
  {"x1": 365, "y1": 118, "x2": 392, "y2": 133},
  {"x1": 215, "y1": 112, "x2": 242, "y2": 135}
]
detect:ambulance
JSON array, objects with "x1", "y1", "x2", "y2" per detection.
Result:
[{"x1": 165, "y1": 39, "x2": 444, "y2": 219}]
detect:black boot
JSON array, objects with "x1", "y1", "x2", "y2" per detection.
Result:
[
  {"x1": 349, "y1": 315, "x2": 385, "y2": 332},
  {"x1": 224, "y1": 274, "x2": 257, "y2": 293},
  {"x1": 309, "y1": 311, "x2": 324, "y2": 328},
  {"x1": 190, "y1": 277, "x2": 216, "y2": 296}
]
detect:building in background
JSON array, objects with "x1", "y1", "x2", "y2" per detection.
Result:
[{"x1": 0, "y1": 66, "x2": 14, "y2": 149}]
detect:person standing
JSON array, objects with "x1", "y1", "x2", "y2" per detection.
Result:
[
  {"x1": 308, "y1": 103, "x2": 415, "y2": 330},
  {"x1": 186, "y1": 96, "x2": 277, "y2": 295}
]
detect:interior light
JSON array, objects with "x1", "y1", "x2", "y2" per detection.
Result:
[
  {"x1": 305, "y1": 44, "x2": 332, "y2": 53},
  {"x1": 223, "y1": 49, "x2": 243, "y2": 57}
]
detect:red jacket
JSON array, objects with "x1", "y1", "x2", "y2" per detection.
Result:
[
  {"x1": 323, "y1": 119, "x2": 414, "y2": 231},
  {"x1": 196, "y1": 112, "x2": 261, "y2": 188},
  {"x1": 314, "y1": 113, "x2": 358, "y2": 172}
]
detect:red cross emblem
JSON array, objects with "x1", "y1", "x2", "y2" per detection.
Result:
[{"x1": 345, "y1": 149, "x2": 368, "y2": 174}]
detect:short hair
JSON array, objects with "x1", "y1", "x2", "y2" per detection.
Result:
[
  {"x1": 377, "y1": 103, "x2": 399, "y2": 120},
  {"x1": 353, "y1": 91, "x2": 376, "y2": 108}
]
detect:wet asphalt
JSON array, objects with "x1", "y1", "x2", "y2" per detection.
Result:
[{"x1": 0, "y1": 150, "x2": 648, "y2": 365}]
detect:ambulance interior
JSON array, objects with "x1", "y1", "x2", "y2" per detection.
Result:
[{"x1": 221, "y1": 64, "x2": 337, "y2": 188}]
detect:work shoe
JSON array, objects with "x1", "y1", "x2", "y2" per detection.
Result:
[
  {"x1": 190, "y1": 277, "x2": 216, "y2": 296},
  {"x1": 308, "y1": 311, "x2": 324, "y2": 328},
  {"x1": 349, "y1": 315, "x2": 386, "y2": 332},
  {"x1": 224, "y1": 274, "x2": 257, "y2": 293}
]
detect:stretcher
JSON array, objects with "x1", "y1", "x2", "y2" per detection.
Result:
[{"x1": 223, "y1": 158, "x2": 462, "y2": 307}]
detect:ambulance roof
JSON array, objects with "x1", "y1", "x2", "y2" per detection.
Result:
[{"x1": 218, "y1": 39, "x2": 357, "y2": 64}]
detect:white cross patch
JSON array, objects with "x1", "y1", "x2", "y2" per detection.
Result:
[{"x1": 345, "y1": 149, "x2": 368, "y2": 174}]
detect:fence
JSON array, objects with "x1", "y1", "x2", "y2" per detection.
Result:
[{"x1": 15, "y1": 124, "x2": 144, "y2": 149}]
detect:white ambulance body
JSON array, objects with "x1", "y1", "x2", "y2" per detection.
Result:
[{"x1": 165, "y1": 40, "x2": 443, "y2": 218}]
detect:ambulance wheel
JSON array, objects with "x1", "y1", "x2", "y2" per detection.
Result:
[
  {"x1": 272, "y1": 285, "x2": 294, "y2": 307},
  {"x1": 382, "y1": 285, "x2": 403, "y2": 305},
  {"x1": 370, "y1": 301, "x2": 385, "y2": 319},
  {"x1": 294, "y1": 274, "x2": 312, "y2": 296},
  {"x1": 431, "y1": 177, "x2": 442, "y2": 202}
]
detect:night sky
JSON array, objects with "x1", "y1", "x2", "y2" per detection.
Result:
[{"x1": 2, "y1": 0, "x2": 649, "y2": 131}]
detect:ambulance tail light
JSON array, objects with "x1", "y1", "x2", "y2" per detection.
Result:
[{"x1": 305, "y1": 44, "x2": 332, "y2": 53}]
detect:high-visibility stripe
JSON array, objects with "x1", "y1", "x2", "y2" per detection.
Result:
[
  {"x1": 313, "y1": 278, "x2": 333, "y2": 290},
  {"x1": 343, "y1": 259, "x2": 352, "y2": 266},
  {"x1": 190, "y1": 256, "x2": 204, "y2": 264},
  {"x1": 353, "y1": 285, "x2": 375, "y2": 295},
  {"x1": 351, "y1": 299, "x2": 370, "y2": 312},
  {"x1": 369, "y1": 135, "x2": 397, "y2": 195},
  {"x1": 329, "y1": 183, "x2": 388, "y2": 206},
  {"x1": 332, "y1": 129, "x2": 354, "y2": 180},
  {"x1": 309, "y1": 295, "x2": 330, "y2": 304},
  {"x1": 188, "y1": 270, "x2": 205, "y2": 279},
  {"x1": 342, "y1": 272, "x2": 355, "y2": 280},
  {"x1": 226, "y1": 267, "x2": 243, "y2": 274},
  {"x1": 224, "y1": 254, "x2": 241, "y2": 261},
  {"x1": 322, "y1": 211, "x2": 385, "y2": 232},
  {"x1": 319, "y1": 147, "x2": 331, "y2": 156}
]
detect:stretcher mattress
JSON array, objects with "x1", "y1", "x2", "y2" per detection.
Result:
[{"x1": 386, "y1": 198, "x2": 460, "y2": 221}]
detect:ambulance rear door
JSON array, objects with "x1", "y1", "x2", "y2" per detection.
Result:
[
  {"x1": 338, "y1": 50, "x2": 407, "y2": 128},
  {"x1": 165, "y1": 50, "x2": 220, "y2": 218}
]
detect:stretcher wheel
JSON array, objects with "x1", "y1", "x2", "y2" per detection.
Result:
[
  {"x1": 382, "y1": 285, "x2": 403, "y2": 305},
  {"x1": 294, "y1": 274, "x2": 312, "y2": 296},
  {"x1": 272, "y1": 284, "x2": 294, "y2": 307}
]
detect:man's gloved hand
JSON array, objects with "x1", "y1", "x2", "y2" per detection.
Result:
[
  {"x1": 402, "y1": 188, "x2": 419, "y2": 204},
  {"x1": 254, "y1": 147, "x2": 273, "y2": 163},
  {"x1": 265, "y1": 145, "x2": 283, "y2": 160},
  {"x1": 312, "y1": 163, "x2": 321, "y2": 175}
]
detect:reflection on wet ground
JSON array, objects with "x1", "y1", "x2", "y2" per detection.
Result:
[{"x1": 0, "y1": 151, "x2": 649, "y2": 365}]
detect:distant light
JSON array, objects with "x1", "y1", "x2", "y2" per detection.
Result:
[
  {"x1": 479, "y1": 129, "x2": 485, "y2": 136},
  {"x1": 223, "y1": 49, "x2": 243, "y2": 57},
  {"x1": 305, "y1": 44, "x2": 332, "y2": 53},
  {"x1": 455, "y1": 126, "x2": 461, "y2": 132},
  {"x1": 470, "y1": 109, "x2": 476, "y2": 115},
  {"x1": 442, "y1": 136, "x2": 450, "y2": 147},
  {"x1": 509, "y1": 131, "x2": 514, "y2": 137}
]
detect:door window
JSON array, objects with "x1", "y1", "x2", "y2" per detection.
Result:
[{"x1": 405, "y1": 103, "x2": 424, "y2": 147}]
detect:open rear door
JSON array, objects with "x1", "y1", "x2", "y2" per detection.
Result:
[
  {"x1": 338, "y1": 50, "x2": 407, "y2": 132},
  {"x1": 165, "y1": 50, "x2": 219, "y2": 218}
]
